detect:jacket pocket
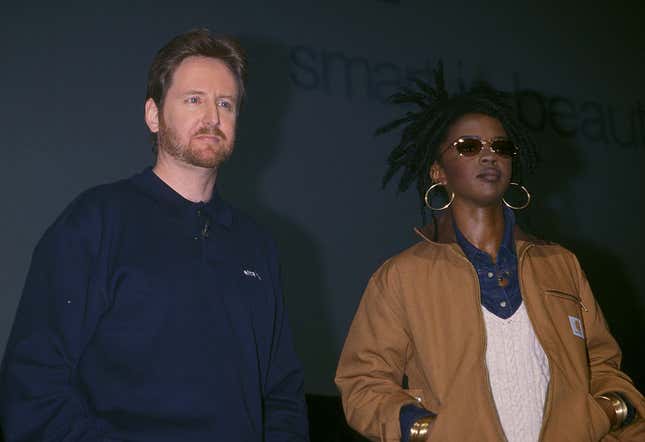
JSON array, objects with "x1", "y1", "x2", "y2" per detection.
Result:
[
  {"x1": 542, "y1": 288, "x2": 590, "y2": 374},
  {"x1": 406, "y1": 388, "x2": 424, "y2": 404},
  {"x1": 544, "y1": 288, "x2": 588, "y2": 312},
  {"x1": 587, "y1": 394, "x2": 611, "y2": 440}
]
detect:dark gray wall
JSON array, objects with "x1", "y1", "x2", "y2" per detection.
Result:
[{"x1": 1, "y1": 1, "x2": 643, "y2": 395}]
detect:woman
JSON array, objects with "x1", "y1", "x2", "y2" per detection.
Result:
[{"x1": 335, "y1": 67, "x2": 644, "y2": 441}]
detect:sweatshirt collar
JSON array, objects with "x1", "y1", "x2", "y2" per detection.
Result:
[{"x1": 131, "y1": 167, "x2": 233, "y2": 228}]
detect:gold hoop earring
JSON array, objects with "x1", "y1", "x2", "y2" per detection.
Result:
[
  {"x1": 424, "y1": 182, "x2": 454, "y2": 211},
  {"x1": 503, "y1": 182, "x2": 531, "y2": 210}
]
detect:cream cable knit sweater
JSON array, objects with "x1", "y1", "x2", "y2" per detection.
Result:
[{"x1": 482, "y1": 303, "x2": 550, "y2": 442}]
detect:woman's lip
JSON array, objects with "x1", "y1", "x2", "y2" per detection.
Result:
[{"x1": 477, "y1": 169, "x2": 501, "y2": 180}]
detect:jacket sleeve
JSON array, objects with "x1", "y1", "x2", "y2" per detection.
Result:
[
  {"x1": 0, "y1": 199, "x2": 108, "y2": 442},
  {"x1": 574, "y1": 255, "x2": 645, "y2": 441},
  {"x1": 263, "y1": 241, "x2": 309, "y2": 442},
  {"x1": 335, "y1": 260, "x2": 428, "y2": 442}
]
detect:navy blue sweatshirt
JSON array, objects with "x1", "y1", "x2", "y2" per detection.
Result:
[{"x1": 0, "y1": 168, "x2": 309, "y2": 441}]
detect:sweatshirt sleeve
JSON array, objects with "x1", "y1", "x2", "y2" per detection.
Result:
[
  {"x1": 0, "y1": 196, "x2": 109, "y2": 442},
  {"x1": 574, "y1": 255, "x2": 645, "y2": 440},
  {"x1": 335, "y1": 260, "x2": 430, "y2": 442},
  {"x1": 263, "y1": 240, "x2": 309, "y2": 442}
]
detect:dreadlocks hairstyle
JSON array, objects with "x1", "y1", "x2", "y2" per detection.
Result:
[{"x1": 377, "y1": 61, "x2": 538, "y2": 224}]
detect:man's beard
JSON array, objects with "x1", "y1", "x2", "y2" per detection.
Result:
[{"x1": 157, "y1": 118, "x2": 234, "y2": 169}]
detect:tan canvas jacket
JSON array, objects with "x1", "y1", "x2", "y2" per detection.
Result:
[{"x1": 335, "y1": 216, "x2": 645, "y2": 441}]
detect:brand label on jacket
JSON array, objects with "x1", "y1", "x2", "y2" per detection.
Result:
[{"x1": 568, "y1": 316, "x2": 585, "y2": 339}]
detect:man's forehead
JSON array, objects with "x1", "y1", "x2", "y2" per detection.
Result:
[{"x1": 170, "y1": 56, "x2": 238, "y2": 93}]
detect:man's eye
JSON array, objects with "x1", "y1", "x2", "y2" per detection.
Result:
[
  {"x1": 186, "y1": 96, "x2": 201, "y2": 104},
  {"x1": 218, "y1": 100, "x2": 234, "y2": 111}
]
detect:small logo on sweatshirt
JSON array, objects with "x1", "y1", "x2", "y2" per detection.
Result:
[
  {"x1": 568, "y1": 316, "x2": 584, "y2": 339},
  {"x1": 243, "y1": 269, "x2": 262, "y2": 280}
]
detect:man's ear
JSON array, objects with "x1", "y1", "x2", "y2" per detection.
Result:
[
  {"x1": 429, "y1": 161, "x2": 445, "y2": 184},
  {"x1": 145, "y1": 98, "x2": 160, "y2": 133}
]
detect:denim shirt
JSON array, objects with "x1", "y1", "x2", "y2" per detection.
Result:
[{"x1": 454, "y1": 206, "x2": 522, "y2": 319}]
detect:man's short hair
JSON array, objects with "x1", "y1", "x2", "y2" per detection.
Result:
[{"x1": 146, "y1": 28, "x2": 248, "y2": 109}]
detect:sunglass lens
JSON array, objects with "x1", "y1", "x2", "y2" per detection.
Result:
[
  {"x1": 455, "y1": 139, "x2": 482, "y2": 156},
  {"x1": 491, "y1": 140, "x2": 518, "y2": 158}
]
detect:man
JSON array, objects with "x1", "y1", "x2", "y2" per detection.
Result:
[{"x1": 0, "y1": 29, "x2": 309, "y2": 441}]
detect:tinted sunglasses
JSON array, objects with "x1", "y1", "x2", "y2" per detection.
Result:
[{"x1": 446, "y1": 136, "x2": 519, "y2": 158}]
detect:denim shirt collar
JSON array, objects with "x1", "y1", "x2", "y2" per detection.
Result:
[{"x1": 453, "y1": 205, "x2": 517, "y2": 264}]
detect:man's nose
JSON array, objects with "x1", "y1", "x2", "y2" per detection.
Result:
[{"x1": 203, "y1": 102, "x2": 221, "y2": 125}]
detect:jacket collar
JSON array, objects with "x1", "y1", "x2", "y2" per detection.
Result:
[{"x1": 414, "y1": 209, "x2": 543, "y2": 248}]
